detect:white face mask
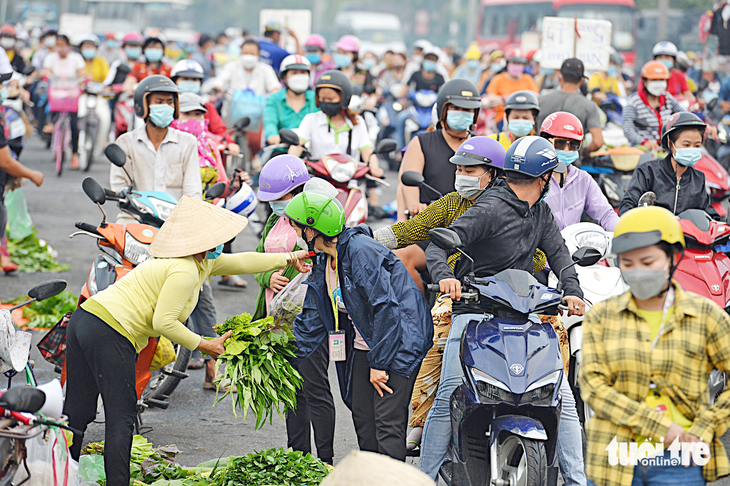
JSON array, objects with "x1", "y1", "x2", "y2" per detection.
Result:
[
  {"x1": 0, "y1": 38, "x2": 15, "y2": 50},
  {"x1": 645, "y1": 80, "x2": 667, "y2": 96},
  {"x1": 240, "y1": 54, "x2": 258, "y2": 69},
  {"x1": 287, "y1": 73, "x2": 310, "y2": 93},
  {"x1": 44, "y1": 36, "x2": 56, "y2": 48}
]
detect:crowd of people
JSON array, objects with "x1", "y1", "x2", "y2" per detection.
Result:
[{"x1": 0, "y1": 17, "x2": 729, "y2": 486}]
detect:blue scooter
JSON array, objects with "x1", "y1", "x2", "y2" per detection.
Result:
[
  {"x1": 427, "y1": 227, "x2": 601, "y2": 486},
  {"x1": 403, "y1": 89, "x2": 438, "y2": 143}
]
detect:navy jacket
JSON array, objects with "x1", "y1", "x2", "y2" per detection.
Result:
[{"x1": 292, "y1": 224, "x2": 433, "y2": 409}]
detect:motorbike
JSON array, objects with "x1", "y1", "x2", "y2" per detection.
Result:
[
  {"x1": 350, "y1": 92, "x2": 380, "y2": 144},
  {"x1": 581, "y1": 146, "x2": 653, "y2": 208},
  {"x1": 278, "y1": 129, "x2": 396, "y2": 226},
  {"x1": 376, "y1": 84, "x2": 405, "y2": 171},
  {"x1": 426, "y1": 227, "x2": 602, "y2": 486},
  {"x1": 77, "y1": 81, "x2": 105, "y2": 172},
  {"x1": 403, "y1": 89, "x2": 438, "y2": 144}
]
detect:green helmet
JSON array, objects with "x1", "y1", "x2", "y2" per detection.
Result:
[{"x1": 284, "y1": 191, "x2": 345, "y2": 237}]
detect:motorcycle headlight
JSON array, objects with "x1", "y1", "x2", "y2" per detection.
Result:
[
  {"x1": 521, "y1": 370, "x2": 561, "y2": 405},
  {"x1": 471, "y1": 368, "x2": 514, "y2": 403},
  {"x1": 346, "y1": 194, "x2": 368, "y2": 226},
  {"x1": 575, "y1": 230, "x2": 609, "y2": 257},
  {"x1": 124, "y1": 232, "x2": 151, "y2": 265},
  {"x1": 148, "y1": 197, "x2": 176, "y2": 221},
  {"x1": 323, "y1": 157, "x2": 357, "y2": 183},
  {"x1": 131, "y1": 197, "x2": 154, "y2": 215}
]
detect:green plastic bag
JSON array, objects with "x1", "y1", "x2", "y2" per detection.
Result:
[
  {"x1": 5, "y1": 188, "x2": 34, "y2": 241},
  {"x1": 78, "y1": 454, "x2": 105, "y2": 484}
]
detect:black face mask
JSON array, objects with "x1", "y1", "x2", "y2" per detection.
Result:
[{"x1": 319, "y1": 101, "x2": 342, "y2": 117}]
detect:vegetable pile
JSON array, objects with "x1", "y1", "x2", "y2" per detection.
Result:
[
  {"x1": 212, "y1": 313, "x2": 302, "y2": 429},
  {"x1": 208, "y1": 448, "x2": 330, "y2": 486},
  {"x1": 2, "y1": 291, "x2": 77, "y2": 329},
  {"x1": 7, "y1": 230, "x2": 69, "y2": 273}
]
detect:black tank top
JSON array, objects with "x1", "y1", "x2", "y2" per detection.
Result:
[{"x1": 417, "y1": 130, "x2": 456, "y2": 204}]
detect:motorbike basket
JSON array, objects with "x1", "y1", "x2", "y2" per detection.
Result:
[
  {"x1": 47, "y1": 86, "x2": 81, "y2": 113},
  {"x1": 37, "y1": 312, "x2": 72, "y2": 367}
]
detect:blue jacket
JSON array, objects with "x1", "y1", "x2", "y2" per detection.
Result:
[
  {"x1": 292, "y1": 224, "x2": 433, "y2": 409},
  {"x1": 259, "y1": 38, "x2": 290, "y2": 73}
]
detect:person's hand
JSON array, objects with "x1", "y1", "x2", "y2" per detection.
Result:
[
  {"x1": 642, "y1": 140, "x2": 660, "y2": 151},
  {"x1": 29, "y1": 170, "x2": 44, "y2": 187},
  {"x1": 439, "y1": 278, "x2": 462, "y2": 301},
  {"x1": 721, "y1": 100, "x2": 730, "y2": 114},
  {"x1": 20, "y1": 88, "x2": 31, "y2": 104},
  {"x1": 664, "y1": 423, "x2": 686, "y2": 446},
  {"x1": 285, "y1": 27, "x2": 299, "y2": 40},
  {"x1": 370, "y1": 369, "x2": 393, "y2": 397},
  {"x1": 364, "y1": 95, "x2": 378, "y2": 111},
  {"x1": 407, "y1": 202, "x2": 427, "y2": 217},
  {"x1": 288, "y1": 250, "x2": 312, "y2": 273},
  {"x1": 236, "y1": 170, "x2": 251, "y2": 185},
  {"x1": 227, "y1": 142, "x2": 240, "y2": 157},
  {"x1": 267, "y1": 135, "x2": 281, "y2": 145},
  {"x1": 370, "y1": 165, "x2": 384, "y2": 178},
  {"x1": 706, "y1": 125, "x2": 719, "y2": 140},
  {"x1": 198, "y1": 330, "x2": 232, "y2": 360},
  {"x1": 269, "y1": 270, "x2": 290, "y2": 293},
  {"x1": 563, "y1": 296, "x2": 586, "y2": 316}
]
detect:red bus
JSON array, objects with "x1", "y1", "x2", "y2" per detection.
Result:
[{"x1": 476, "y1": 0, "x2": 637, "y2": 65}]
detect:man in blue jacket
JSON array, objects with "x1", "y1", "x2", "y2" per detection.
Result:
[
  {"x1": 286, "y1": 183, "x2": 433, "y2": 462},
  {"x1": 259, "y1": 21, "x2": 299, "y2": 73}
]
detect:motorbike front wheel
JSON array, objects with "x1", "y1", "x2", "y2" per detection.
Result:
[{"x1": 497, "y1": 434, "x2": 547, "y2": 486}]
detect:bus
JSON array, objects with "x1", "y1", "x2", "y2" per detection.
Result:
[{"x1": 476, "y1": 0, "x2": 637, "y2": 65}]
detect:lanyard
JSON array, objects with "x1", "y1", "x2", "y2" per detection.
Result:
[
  {"x1": 326, "y1": 254, "x2": 340, "y2": 332},
  {"x1": 650, "y1": 285, "x2": 675, "y2": 352}
]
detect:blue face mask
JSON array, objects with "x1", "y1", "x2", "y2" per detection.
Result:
[
  {"x1": 659, "y1": 59, "x2": 674, "y2": 70},
  {"x1": 446, "y1": 110, "x2": 473, "y2": 131},
  {"x1": 125, "y1": 46, "x2": 142, "y2": 59},
  {"x1": 0, "y1": 87, "x2": 7, "y2": 104},
  {"x1": 362, "y1": 58, "x2": 376, "y2": 70},
  {"x1": 423, "y1": 60, "x2": 437, "y2": 72},
  {"x1": 607, "y1": 65, "x2": 618, "y2": 77},
  {"x1": 177, "y1": 80, "x2": 201, "y2": 94},
  {"x1": 205, "y1": 244, "x2": 224, "y2": 259},
  {"x1": 148, "y1": 104, "x2": 175, "y2": 128},
  {"x1": 269, "y1": 200, "x2": 289, "y2": 216},
  {"x1": 467, "y1": 59, "x2": 481, "y2": 69},
  {"x1": 556, "y1": 150, "x2": 579, "y2": 166},
  {"x1": 508, "y1": 119, "x2": 533, "y2": 137},
  {"x1": 673, "y1": 146, "x2": 702, "y2": 167},
  {"x1": 305, "y1": 52, "x2": 322, "y2": 65},
  {"x1": 106, "y1": 39, "x2": 118, "y2": 49},
  {"x1": 334, "y1": 53, "x2": 352, "y2": 68},
  {"x1": 145, "y1": 48, "x2": 164, "y2": 62},
  {"x1": 541, "y1": 68, "x2": 555, "y2": 76},
  {"x1": 81, "y1": 48, "x2": 96, "y2": 60}
]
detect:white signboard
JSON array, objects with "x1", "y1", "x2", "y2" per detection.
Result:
[
  {"x1": 259, "y1": 9, "x2": 312, "y2": 53},
  {"x1": 540, "y1": 17, "x2": 612, "y2": 72},
  {"x1": 59, "y1": 13, "x2": 94, "y2": 38}
]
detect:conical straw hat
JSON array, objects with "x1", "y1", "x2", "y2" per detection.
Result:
[
  {"x1": 148, "y1": 196, "x2": 248, "y2": 258},
  {"x1": 320, "y1": 451, "x2": 434, "y2": 486}
]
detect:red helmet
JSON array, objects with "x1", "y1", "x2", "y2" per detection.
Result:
[
  {"x1": 0, "y1": 24, "x2": 16, "y2": 37},
  {"x1": 122, "y1": 32, "x2": 143, "y2": 46},
  {"x1": 540, "y1": 111, "x2": 584, "y2": 141}
]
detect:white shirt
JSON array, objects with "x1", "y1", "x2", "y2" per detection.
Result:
[
  {"x1": 0, "y1": 48, "x2": 11, "y2": 75},
  {"x1": 42, "y1": 51, "x2": 85, "y2": 84},
  {"x1": 216, "y1": 59, "x2": 280, "y2": 96},
  {"x1": 295, "y1": 111, "x2": 372, "y2": 160},
  {"x1": 111, "y1": 126, "x2": 202, "y2": 203}
]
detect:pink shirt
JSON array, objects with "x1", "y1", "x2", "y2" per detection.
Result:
[
  {"x1": 264, "y1": 217, "x2": 298, "y2": 311},
  {"x1": 325, "y1": 256, "x2": 369, "y2": 351}
]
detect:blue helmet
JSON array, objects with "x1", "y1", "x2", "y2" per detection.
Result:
[{"x1": 504, "y1": 135, "x2": 566, "y2": 177}]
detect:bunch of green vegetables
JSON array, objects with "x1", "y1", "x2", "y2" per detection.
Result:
[
  {"x1": 7, "y1": 230, "x2": 69, "y2": 273},
  {"x1": 209, "y1": 448, "x2": 330, "y2": 486},
  {"x1": 2, "y1": 291, "x2": 77, "y2": 329},
  {"x1": 212, "y1": 313, "x2": 302, "y2": 430}
]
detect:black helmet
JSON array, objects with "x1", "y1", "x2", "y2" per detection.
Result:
[
  {"x1": 315, "y1": 70, "x2": 353, "y2": 108},
  {"x1": 134, "y1": 75, "x2": 180, "y2": 119},
  {"x1": 660, "y1": 112, "x2": 706, "y2": 150},
  {"x1": 504, "y1": 90, "x2": 539, "y2": 117},
  {"x1": 436, "y1": 79, "x2": 481, "y2": 126},
  {"x1": 142, "y1": 36, "x2": 165, "y2": 50}
]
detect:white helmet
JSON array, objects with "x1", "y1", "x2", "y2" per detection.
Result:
[
  {"x1": 413, "y1": 39, "x2": 432, "y2": 50},
  {"x1": 225, "y1": 182, "x2": 258, "y2": 217},
  {"x1": 652, "y1": 41, "x2": 678, "y2": 58},
  {"x1": 75, "y1": 34, "x2": 99, "y2": 47},
  {"x1": 171, "y1": 59, "x2": 205, "y2": 80},
  {"x1": 280, "y1": 54, "x2": 311, "y2": 74}
]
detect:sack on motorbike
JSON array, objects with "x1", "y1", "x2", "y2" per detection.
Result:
[
  {"x1": 37, "y1": 312, "x2": 71, "y2": 367},
  {"x1": 5, "y1": 188, "x2": 34, "y2": 241},
  {"x1": 228, "y1": 89, "x2": 265, "y2": 130},
  {"x1": 150, "y1": 336, "x2": 176, "y2": 370},
  {"x1": 268, "y1": 272, "x2": 309, "y2": 327},
  {"x1": 14, "y1": 426, "x2": 75, "y2": 486}
]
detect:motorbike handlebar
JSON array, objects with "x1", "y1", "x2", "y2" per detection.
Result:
[
  {"x1": 426, "y1": 284, "x2": 441, "y2": 293},
  {"x1": 75, "y1": 221, "x2": 101, "y2": 235}
]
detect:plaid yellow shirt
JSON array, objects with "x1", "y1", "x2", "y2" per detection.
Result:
[{"x1": 579, "y1": 282, "x2": 730, "y2": 486}]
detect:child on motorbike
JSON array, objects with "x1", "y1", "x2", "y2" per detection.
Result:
[
  {"x1": 251, "y1": 157, "x2": 335, "y2": 464},
  {"x1": 286, "y1": 180, "x2": 433, "y2": 461},
  {"x1": 488, "y1": 90, "x2": 539, "y2": 150}
]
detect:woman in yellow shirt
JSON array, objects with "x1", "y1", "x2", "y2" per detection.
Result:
[
  {"x1": 64, "y1": 196, "x2": 308, "y2": 486},
  {"x1": 77, "y1": 35, "x2": 112, "y2": 161}
]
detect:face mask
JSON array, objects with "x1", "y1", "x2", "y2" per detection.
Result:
[
  {"x1": 508, "y1": 119, "x2": 533, "y2": 137},
  {"x1": 177, "y1": 80, "x2": 201, "y2": 94},
  {"x1": 0, "y1": 38, "x2": 14, "y2": 50},
  {"x1": 490, "y1": 59, "x2": 506, "y2": 72},
  {"x1": 334, "y1": 53, "x2": 352, "y2": 68},
  {"x1": 362, "y1": 58, "x2": 376, "y2": 70},
  {"x1": 205, "y1": 244, "x2": 224, "y2": 259},
  {"x1": 422, "y1": 60, "x2": 437, "y2": 72},
  {"x1": 106, "y1": 39, "x2": 118, "y2": 49},
  {"x1": 305, "y1": 52, "x2": 321, "y2": 65},
  {"x1": 659, "y1": 59, "x2": 674, "y2": 70},
  {"x1": 269, "y1": 200, "x2": 290, "y2": 216},
  {"x1": 125, "y1": 46, "x2": 142, "y2": 59},
  {"x1": 240, "y1": 54, "x2": 258, "y2": 69},
  {"x1": 44, "y1": 37, "x2": 56, "y2": 48},
  {"x1": 455, "y1": 173, "x2": 486, "y2": 200},
  {"x1": 607, "y1": 65, "x2": 618, "y2": 77},
  {"x1": 446, "y1": 110, "x2": 473, "y2": 132},
  {"x1": 148, "y1": 104, "x2": 175, "y2": 128},
  {"x1": 507, "y1": 63, "x2": 524, "y2": 77},
  {"x1": 412, "y1": 54, "x2": 424, "y2": 64},
  {"x1": 673, "y1": 146, "x2": 702, "y2": 167},
  {"x1": 287, "y1": 73, "x2": 310, "y2": 93},
  {"x1": 645, "y1": 80, "x2": 667, "y2": 97},
  {"x1": 541, "y1": 68, "x2": 555, "y2": 76},
  {"x1": 319, "y1": 101, "x2": 342, "y2": 117},
  {"x1": 81, "y1": 48, "x2": 96, "y2": 60},
  {"x1": 0, "y1": 87, "x2": 7, "y2": 104},
  {"x1": 145, "y1": 48, "x2": 163, "y2": 62},
  {"x1": 557, "y1": 150, "x2": 579, "y2": 166},
  {"x1": 467, "y1": 59, "x2": 480, "y2": 69},
  {"x1": 622, "y1": 263, "x2": 669, "y2": 300}
]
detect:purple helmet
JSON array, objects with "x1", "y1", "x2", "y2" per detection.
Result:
[
  {"x1": 257, "y1": 155, "x2": 310, "y2": 202},
  {"x1": 449, "y1": 136, "x2": 506, "y2": 170}
]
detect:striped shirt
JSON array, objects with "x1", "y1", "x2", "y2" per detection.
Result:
[{"x1": 622, "y1": 90, "x2": 683, "y2": 146}]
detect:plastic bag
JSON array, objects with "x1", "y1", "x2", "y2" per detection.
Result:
[
  {"x1": 228, "y1": 89, "x2": 265, "y2": 130},
  {"x1": 14, "y1": 426, "x2": 75, "y2": 486},
  {"x1": 78, "y1": 454, "x2": 105, "y2": 484},
  {"x1": 5, "y1": 188, "x2": 34, "y2": 241},
  {"x1": 269, "y1": 272, "x2": 310, "y2": 327},
  {"x1": 150, "y1": 336, "x2": 176, "y2": 370},
  {"x1": 37, "y1": 312, "x2": 71, "y2": 367}
]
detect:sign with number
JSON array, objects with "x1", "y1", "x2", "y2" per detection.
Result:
[{"x1": 540, "y1": 16, "x2": 612, "y2": 72}]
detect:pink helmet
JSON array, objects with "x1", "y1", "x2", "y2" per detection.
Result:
[
  {"x1": 305, "y1": 33, "x2": 327, "y2": 51},
  {"x1": 122, "y1": 32, "x2": 143, "y2": 45},
  {"x1": 336, "y1": 35, "x2": 360, "y2": 54}
]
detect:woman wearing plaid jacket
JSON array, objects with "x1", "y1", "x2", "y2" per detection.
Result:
[{"x1": 579, "y1": 206, "x2": 730, "y2": 486}]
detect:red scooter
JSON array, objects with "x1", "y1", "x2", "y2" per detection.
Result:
[{"x1": 695, "y1": 153, "x2": 730, "y2": 220}]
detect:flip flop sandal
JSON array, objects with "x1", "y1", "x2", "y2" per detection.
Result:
[
  {"x1": 218, "y1": 275, "x2": 247, "y2": 290},
  {"x1": 406, "y1": 442, "x2": 421, "y2": 457},
  {"x1": 187, "y1": 358, "x2": 204, "y2": 370}
]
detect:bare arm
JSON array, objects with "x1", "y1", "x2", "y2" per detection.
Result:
[
  {"x1": 0, "y1": 147, "x2": 43, "y2": 186},
  {"x1": 398, "y1": 136, "x2": 426, "y2": 219},
  {"x1": 588, "y1": 127, "x2": 604, "y2": 152}
]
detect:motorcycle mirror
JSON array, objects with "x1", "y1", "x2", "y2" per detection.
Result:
[
  {"x1": 638, "y1": 191, "x2": 657, "y2": 207},
  {"x1": 634, "y1": 118, "x2": 650, "y2": 129},
  {"x1": 28, "y1": 279, "x2": 67, "y2": 302},
  {"x1": 82, "y1": 177, "x2": 107, "y2": 205},
  {"x1": 572, "y1": 247, "x2": 603, "y2": 267},
  {"x1": 0, "y1": 72, "x2": 10, "y2": 83},
  {"x1": 708, "y1": 97, "x2": 719, "y2": 111},
  {"x1": 375, "y1": 139, "x2": 398, "y2": 154},
  {"x1": 205, "y1": 182, "x2": 226, "y2": 200},
  {"x1": 0, "y1": 387, "x2": 46, "y2": 414},
  {"x1": 429, "y1": 227, "x2": 462, "y2": 251},
  {"x1": 104, "y1": 143, "x2": 127, "y2": 167},
  {"x1": 234, "y1": 117, "x2": 251, "y2": 131},
  {"x1": 279, "y1": 129, "x2": 300, "y2": 146},
  {"x1": 401, "y1": 171, "x2": 425, "y2": 187},
  {"x1": 22, "y1": 65, "x2": 36, "y2": 76}
]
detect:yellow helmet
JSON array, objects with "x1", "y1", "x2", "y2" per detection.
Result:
[
  {"x1": 464, "y1": 44, "x2": 482, "y2": 60},
  {"x1": 612, "y1": 206, "x2": 685, "y2": 255}
]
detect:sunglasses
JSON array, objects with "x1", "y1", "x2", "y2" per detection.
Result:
[{"x1": 552, "y1": 139, "x2": 581, "y2": 151}]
